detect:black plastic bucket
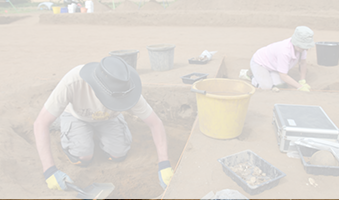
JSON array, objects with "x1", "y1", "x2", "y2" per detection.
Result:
[
  {"x1": 315, "y1": 42, "x2": 339, "y2": 66},
  {"x1": 109, "y1": 50, "x2": 139, "y2": 69}
]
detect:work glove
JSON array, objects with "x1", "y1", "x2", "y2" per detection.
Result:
[
  {"x1": 298, "y1": 84, "x2": 310, "y2": 92},
  {"x1": 299, "y1": 79, "x2": 311, "y2": 90},
  {"x1": 158, "y1": 160, "x2": 174, "y2": 190},
  {"x1": 43, "y1": 166, "x2": 73, "y2": 190}
]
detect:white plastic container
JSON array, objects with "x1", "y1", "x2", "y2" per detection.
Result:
[
  {"x1": 85, "y1": 0, "x2": 94, "y2": 13},
  {"x1": 67, "y1": 4, "x2": 74, "y2": 13}
]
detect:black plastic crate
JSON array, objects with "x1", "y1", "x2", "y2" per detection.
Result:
[
  {"x1": 181, "y1": 73, "x2": 208, "y2": 84},
  {"x1": 218, "y1": 150, "x2": 286, "y2": 195},
  {"x1": 188, "y1": 57, "x2": 209, "y2": 65},
  {"x1": 296, "y1": 145, "x2": 339, "y2": 176}
]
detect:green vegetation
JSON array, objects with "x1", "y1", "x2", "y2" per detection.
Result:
[
  {"x1": 0, "y1": 1, "x2": 65, "y2": 14},
  {"x1": 0, "y1": 0, "x2": 177, "y2": 14}
]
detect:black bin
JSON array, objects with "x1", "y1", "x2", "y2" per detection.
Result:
[{"x1": 315, "y1": 42, "x2": 339, "y2": 66}]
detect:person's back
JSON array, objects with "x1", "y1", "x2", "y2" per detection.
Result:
[{"x1": 253, "y1": 38, "x2": 306, "y2": 74}]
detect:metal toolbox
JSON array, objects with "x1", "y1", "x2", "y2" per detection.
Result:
[{"x1": 272, "y1": 104, "x2": 339, "y2": 152}]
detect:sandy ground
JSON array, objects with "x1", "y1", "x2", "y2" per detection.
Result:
[
  {"x1": 164, "y1": 91, "x2": 339, "y2": 199},
  {"x1": 1, "y1": 0, "x2": 339, "y2": 199}
]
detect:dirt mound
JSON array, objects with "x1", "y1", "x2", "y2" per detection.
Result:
[
  {"x1": 115, "y1": 0, "x2": 140, "y2": 11},
  {"x1": 92, "y1": 0, "x2": 112, "y2": 12},
  {"x1": 140, "y1": 1, "x2": 165, "y2": 11},
  {"x1": 167, "y1": 0, "x2": 339, "y2": 12},
  {"x1": 167, "y1": 0, "x2": 210, "y2": 10}
]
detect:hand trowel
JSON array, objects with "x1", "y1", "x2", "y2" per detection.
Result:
[{"x1": 66, "y1": 182, "x2": 115, "y2": 199}]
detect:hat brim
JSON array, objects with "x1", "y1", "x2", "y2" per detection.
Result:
[
  {"x1": 299, "y1": 41, "x2": 315, "y2": 49},
  {"x1": 79, "y1": 62, "x2": 142, "y2": 111}
]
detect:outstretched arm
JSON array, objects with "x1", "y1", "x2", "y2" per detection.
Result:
[
  {"x1": 299, "y1": 59, "x2": 307, "y2": 80},
  {"x1": 34, "y1": 106, "x2": 57, "y2": 172},
  {"x1": 142, "y1": 110, "x2": 173, "y2": 189},
  {"x1": 142, "y1": 110, "x2": 168, "y2": 162},
  {"x1": 34, "y1": 107, "x2": 74, "y2": 191},
  {"x1": 279, "y1": 73, "x2": 302, "y2": 89}
]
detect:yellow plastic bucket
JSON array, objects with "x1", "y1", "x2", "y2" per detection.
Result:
[
  {"x1": 52, "y1": 7, "x2": 61, "y2": 14},
  {"x1": 192, "y1": 78, "x2": 255, "y2": 139}
]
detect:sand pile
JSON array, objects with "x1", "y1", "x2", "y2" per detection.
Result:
[
  {"x1": 115, "y1": 0, "x2": 140, "y2": 11},
  {"x1": 140, "y1": 0, "x2": 165, "y2": 11}
]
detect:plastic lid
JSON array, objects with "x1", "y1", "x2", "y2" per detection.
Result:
[
  {"x1": 146, "y1": 44, "x2": 176, "y2": 51},
  {"x1": 315, "y1": 42, "x2": 339, "y2": 46}
]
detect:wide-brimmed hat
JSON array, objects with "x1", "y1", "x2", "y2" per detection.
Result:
[
  {"x1": 291, "y1": 26, "x2": 315, "y2": 49},
  {"x1": 80, "y1": 56, "x2": 142, "y2": 111}
]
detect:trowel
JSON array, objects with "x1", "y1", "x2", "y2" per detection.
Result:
[{"x1": 66, "y1": 182, "x2": 115, "y2": 199}]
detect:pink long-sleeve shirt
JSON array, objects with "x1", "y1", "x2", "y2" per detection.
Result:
[{"x1": 252, "y1": 38, "x2": 307, "y2": 74}]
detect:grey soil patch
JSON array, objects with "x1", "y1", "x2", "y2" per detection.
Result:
[{"x1": 0, "y1": 15, "x2": 30, "y2": 24}]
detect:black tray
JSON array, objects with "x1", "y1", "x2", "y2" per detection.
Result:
[
  {"x1": 181, "y1": 73, "x2": 208, "y2": 84},
  {"x1": 188, "y1": 57, "x2": 209, "y2": 65},
  {"x1": 218, "y1": 150, "x2": 286, "y2": 195},
  {"x1": 296, "y1": 145, "x2": 339, "y2": 176}
]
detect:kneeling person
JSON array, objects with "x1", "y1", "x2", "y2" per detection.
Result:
[
  {"x1": 34, "y1": 56, "x2": 173, "y2": 191},
  {"x1": 250, "y1": 26, "x2": 314, "y2": 91}
]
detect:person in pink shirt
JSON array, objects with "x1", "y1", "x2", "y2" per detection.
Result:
[{"x1": 250, "y1": 26, "x2": 315, "y2": 91}]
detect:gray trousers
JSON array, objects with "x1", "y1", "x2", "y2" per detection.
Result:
[
  {"x1": 60, "y1": 112, "x2": 132, "y2": 158},
  {"x1": 250, "y1": 58, "x2": 285, "y2": 89}
]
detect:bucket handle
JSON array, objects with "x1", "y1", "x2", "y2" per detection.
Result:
[
  {"x1": 191, "y1": 88, "x2": 206, "y2": 95},
  {"x1": 191, "y1": 88, "x2": 253, "y2": 96}
]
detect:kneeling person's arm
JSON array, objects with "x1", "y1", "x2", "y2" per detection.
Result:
[
  {"x1": 34, "y1": 107, "x2": 74, "y2": 190},
  {"x1": 143, "y1": 111, "x2": 173, "y2": 189},
  {"x1": 279, "y1": 73, "x2": 302, "y2": 89}
]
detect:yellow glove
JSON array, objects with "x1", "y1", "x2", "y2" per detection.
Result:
[
  {"x1": 298, "y1": 84, "x2": 310, "y2": 92},
  {"x1": 158, "y1": 161, "x2": 174, "y2": 189},
  {"x1": 44, "y1": 166, "x2": 73, "y2": 190},
  {"x1": 299, "y1": 79, "x2": 311, "y2": 90}
]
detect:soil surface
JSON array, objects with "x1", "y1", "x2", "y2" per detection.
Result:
[
  {"x1": 1, "y1": 0, "x2": 339, "y2": 199},
  {"x1": 164, "y1": 91, "x2": 339, "y2": 199}
]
